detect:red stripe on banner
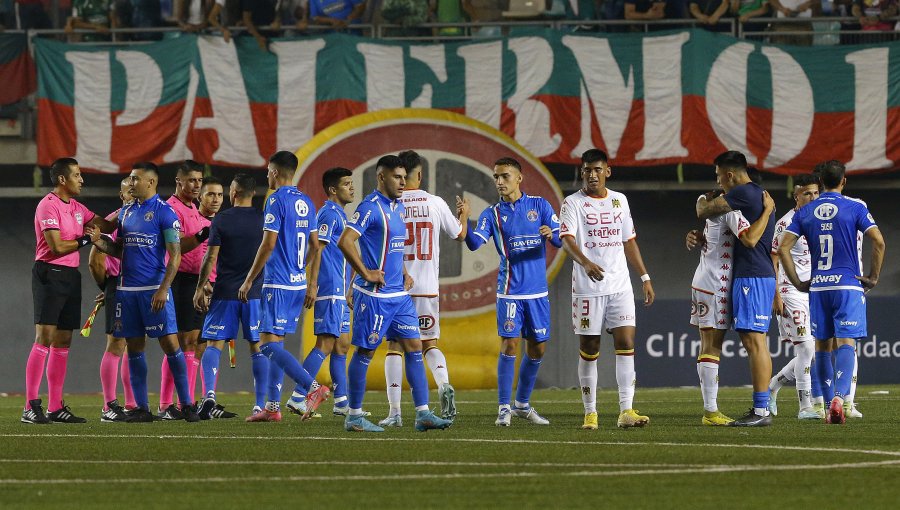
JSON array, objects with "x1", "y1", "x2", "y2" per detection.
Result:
[
  {"x1": 37, "y1": 98, "x2": 75, "y2": 166},
  {"x1": 0, "y1": 52, "x2": 35, "y2": 105}
]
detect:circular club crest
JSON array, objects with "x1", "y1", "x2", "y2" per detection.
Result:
[
  {"x1": 294, "y1": 199, "x2": 309, "y2": 217},
  {"x1": 293, "y1": 109, "x2": 565, "y2": 316},
  {"x1": 503, "y1": 319, "x2": 516, "y2": 333},
  {"x1": 526, "y1": 210, "x2": 538, "y2": 222},
  {"x1": 367, "y1": 332, "x2": 381, "y2": 345},
  {"x1": 814, "y1": 203, "x2": 838, "y2": 221}
]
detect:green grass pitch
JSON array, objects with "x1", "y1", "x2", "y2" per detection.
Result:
[{"x1": 1, "y1": 386, "x2": 898, "y2": 509}]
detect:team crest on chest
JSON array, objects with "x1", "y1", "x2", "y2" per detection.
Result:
[
  {"x1": 144, "y1": 211, "x2": 154, "y2": 222},
  {"x1": 612, "y1": 199, "x2": 621, "y2": 208},
  {"x1": 526, "y1": 210, "x2": 538, "y2": 222},
  {"x1": 74, "y1": 212, "x2": 83, "y2": 225}
]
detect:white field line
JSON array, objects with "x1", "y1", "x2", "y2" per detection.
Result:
[
  {"x1": 1, "y1": 459, "x2": 900, "y2": 485},
  {"x1": 0, "y1": 459, "x2": 710, "y2": 468}
]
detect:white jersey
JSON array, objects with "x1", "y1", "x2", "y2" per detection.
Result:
[
  {"x1": 771, "y1": 209, "x2": 811, "y2": 288},
  {"x1": 399, "y1": 189, "x2": 462, "y2": 296},
  {"x1": 559, "y1": 188, "x2": 635, "y2": 297},
  {"x1": 691, "y1": 207, "x2": 750, "y2": 296}
]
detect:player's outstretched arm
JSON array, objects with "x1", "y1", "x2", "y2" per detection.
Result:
[
  {"x1": 561, "y1": 235, "x2": 604, "y2": 282},
  {"x1": 239, "y1": 231, "x2": 277, "y2": 303},
  {"x1": 180, "y1": 225, "x2": 209, "y2": 254},
  {"x1": 454, "y1": 195, "x2": 470, "y2": 241},
  {"x1": 337, "y1": 228, "x2": 385, "y2": 287},
  {"x1": 857, "y1": 227, "x2": 885, "y2": 291},
  {"x1": 88, "y1": 245, "x2": 108, "y2": 290},
  {"x1": 88, "y1": 214, "x2": 117, "y2": 234},
  {"x1": 777, "y1": 232, "x2": 808, "y2": 292},
  {"x1": 194, "y1": 245, "x2": 219, "y2": 313},
  {"x1": 696, "y1": 194, "x2": 731, "y2": 221},
  {"x1": 736, "y1": 191, "x2": 775, "y2": 248},
  {"x1": 624, "y1": 239, "x2": 654, "y2": 305},
  {"x1": 303, "y1": 232, "x2": 322, "y2": 309},
  {"x1": 153, "y1": 231, "x2": 182, "y2": 312},
  {"x1": 88, "y1": 228, "x2": 123, "y2": 258}
]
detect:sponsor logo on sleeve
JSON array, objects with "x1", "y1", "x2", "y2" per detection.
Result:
[
  {"x1": 319, "y1": 223, "x2": 329, "y2": 237},
  {"x1": 265, "y1": 213, "x2": 276, "y2": 224}
]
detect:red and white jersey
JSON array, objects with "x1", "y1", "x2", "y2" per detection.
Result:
[
  {"x1": 559, "y1": 188, "x2": 636, "y2": 297},
  {"x1": 691, "y1": 208, "x2": 750, "y2": 296},
  {"x1": 772, "y1": 209, "x2": 810, "y2": 288},
  {"x1": 399, "y1": 189, "x2": 462, "y2": 296}
]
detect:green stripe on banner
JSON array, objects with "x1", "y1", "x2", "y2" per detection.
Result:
[{"x1": 0, "y1": 33, "x2": 27, "y2": 66}]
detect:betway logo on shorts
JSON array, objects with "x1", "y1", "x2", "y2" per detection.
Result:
[
  {"x1": 811, "y1": 274, "x2": 843, "y2": 285},
  {"x1": 293, "y1": 109, "x2": 564, "y2": 316},
  {"x1": 290, "y1": 273, "x2": 306, "y2": 283},
  {"x1": 840, "y1": 320, "x2": 859, "y2": 326}
]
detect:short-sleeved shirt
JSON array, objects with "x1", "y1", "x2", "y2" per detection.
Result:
[
  {"x1": 724, "y1": 182, "x2": 775, "y2": 278},
  {"x1": 241, "y1": 0, "x2": 278, "y2": 26},
  {"x1": 34, "y1": 192, "x2": 96, "y2": 267},
  {"x1": 786, "y1": 192, "x2": 877, "y2": 293},
  {"x1": 167, "y1": 195, "x2": 206, "y2": 275},
  {"x1": 400, "y1": 188, "x2": 462, "y2": 297},
  {"x1": 117, "y1": 194, "x2": 182, "y2": 289},
  {"x1": 316, "y1": 200, "x2": 351, "y2": 299},
  {"x1": 346, "y1": 190, "x2": 408, "y2": 296},
  {"x1": 470, "y1": 193, "x2": 560, "y2": 298},
  {"x1": 103, "y1": 209, "x2": 122, "y2": 277},
  {"x1": 559, "y1": 189, "x2": 636, "y2": 297},
  {"x1": 262, "y1": 186, "x2": 317, "y2": 290},
  {"x1": 691, "y1": 208, "x2": 749, "y2": 296},
  {"x1": 208, "y1": 206, "x2": 263, "y2": 300},
  {"x1": 309, "y1": 0, "x2": 362, "y2": 20},
  {"x1": 771, "y1": 208, "x2": 810, "y2": 288}
]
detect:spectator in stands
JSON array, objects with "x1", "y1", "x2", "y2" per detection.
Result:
[
  {"x1": 309, "y1": 0, "x2": 366, "y2": 30},
  {"x1": 434, "y1": 0, "x2": 465, "y2": 35},
  {"x1": 381, "y1": 0, "x2": 429, "y2": 35},
  {"x1": 176, "y1": 0, "x2": 209, "y2": 32},
  {"x1": 127, "y1": 0, "x2": 164, "y2": 40},
  {"x1": 462, "y1": 0, "x2": 504, "y2": 24},
  {"x1": 689, "y1": 0, "x2": 729, "y2": 30},
  {"x1": 732, "y1": 0, "x2": 769, "y2": 28},
  {"x1": 65, "y1": 0, "x2": 116, "y2": 41},
  {"x1": 624, "y1": 0, "x2": 665, "y2": 23},
  {"x1": 853, "y1": 0, "x2": 897, "y2": 31},
  {"x1": 769, "y1": 0, "x2": 812, "y2": 45},
  {"x1": 13, "y1": 0, "x2": 52, "y2": 29},
  {"x1": 279, "y1": 0, "x2": 309, "y2": 33},
  {"x1": 242, "y1": 0, "x2": 280, "y2": 50}
]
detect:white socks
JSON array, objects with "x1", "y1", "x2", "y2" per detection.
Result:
[
  {"x1": 697, "y1": 356, "x2": 720, "y2": 413},
  {"x1": 578, "y1": 353, "x2": 598, "y2": 414},
  {"x1": 384, "y1": 353, "x2": 403, "y2": 416},
  {"x1": 424, "y1": 347, "x2": 450, "y2": 388},
  {"x1": 615, "y1": 350, "x2": 636, "y2": 412}
]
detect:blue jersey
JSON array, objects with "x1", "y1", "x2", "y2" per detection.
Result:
[
  {"x1": 117, "y1": 194, "x2": 181, "y2": 289},
  {"x1": 725, "y1": 182, "x2": 775, "y2": 278},
  {"x1": 346, "y1": 191, "x2": 407, "y2": 295},
  {"x1": 316, "y1": 200, "x2": 351, "y2": 299},
  {"x1": 467, "y1": 193, "x2": 561, "y2": 297},
  {"x1": 209, "y1": 206, "x2": 264, "y2": 300},
  {"x1": 786, "y1": 192, "x2": 876, "y2": 292},
  {"x1": 262, "y1": 186, "x2": 317, "y2": 289}
]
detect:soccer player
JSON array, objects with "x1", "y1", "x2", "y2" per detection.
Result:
[
  {"x1": 194, "y1": 174, "x2": 264, "y2": 419},
  {"x1": 559, "y1": 149, "x2": 655, "y2": 429},
  {"x1": 696, "y1": 151, "x2": 776, "y2": 427},
  {"x1": 238, "y1": 151, "x2": 329, "y2": 423},
  {"x1": 768, "y1": 173, "x2": 822, "y2": 420},
  {"x1": 463, "y1": 157, "x2": 562, "y2": 427},
  {"x1": 25, "y1": 157, "x2": 114, "y2": 424},
  {"x1": 288, "y1": 167, "x2": 363, "y2": 418},
  {"x1": 378, "y1": 150, "x2": 470, "y2": 427},
  {"x1": 337, "y1": 155, "x2": 452, "y2": 433},
  {"x1": 90, "y1": 162, "x2": 199, "y2": 423},
  {"x1": 88, "y1": 177, "x2": 137, "y2": 422},
  {"x1": 778, "y1": 160, "x2": 885, "y2": 425},
  {"x1": 686, "y1": 183, "x2": 774, "y2": 426}
]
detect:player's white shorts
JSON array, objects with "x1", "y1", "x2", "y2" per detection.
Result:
[
  {"x1": 776, "y1": 288, "x2": 813, "y2": 343},
  {"x1": 690, "y1": 289, "x2": 731, "y2": 330},
  {"x1": 412, "y1": 296, "x2": 440, "y2": 340},
  {"x1": 572, "y1": 290, "x2": 635, "y2": 335}
]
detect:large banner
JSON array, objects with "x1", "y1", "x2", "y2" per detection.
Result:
[
  {"x1": 0, "y1": 33, "x2": 35, "y2": 105},
  {"x1": 35, "y1": 29, "x2": 900, "y2": 174}
]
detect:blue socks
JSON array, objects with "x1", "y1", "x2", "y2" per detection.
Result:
[
  {"x1": 267, "y1": 359, "x2": 284, "y2": 405},
  {"x1": 752, "y1": 390, "x2": 770, "y2": 412},
  {"x1": 302, "y1": 348, "x2": 327, "y2": 379},
  {"x1": 260, "y1": 342, "x2": 314, "y2": 393},
  {"x1": 250, "y1": 351, "x2": 269, "y2": 409},
  {"x1": 166, "y1": 349, "x2": 191, "y2": 407},
  {"x1": 515, "y1": 356, "x2": 542, "y2": 407},
  {"x1": 834, "y1": 344, "x2": 856, "y2": 399},
  {"x1": 201, "y1": 346, "x2": 221, "y2": 396},
  {"x1": 815, "y1": 351, "x2": 835, "y2": 403},
  {"x1": 810, "y1": 357, "x2": 823, "y2": 399},
  {"x1": 347, "y1": 352, "x2": 370, "y2": 410},
  {"x1": 404, "y1": 351, "x2": 429, "y2": 409},
  {"x1": 128, "y1": 351, "x2": 149, "y2": 410},
  {"x1": 330, "y1": 354, "x2": 348, "y2": 407},
  {"x1": 497, "y1": 353, "x2": 515, "y2": 406}
]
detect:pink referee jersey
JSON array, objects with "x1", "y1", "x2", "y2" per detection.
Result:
[
  {"x1": 167, "y1": 195, "x2": 205, "y2": 275},
  {"x1": 102, "y1": 210, "x2": 121, "y2": 277},
  {"x1": 34, "y1": 192, "x2": 96, "y2": 267}
]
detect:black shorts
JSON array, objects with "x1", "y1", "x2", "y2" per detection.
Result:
[
  {"x1": 172, "y1": 271, "x2": 205, "y2": 332},
  {"x1": 104, "y1": 276, "x2": 120, "y2": 336},
  {"x1": 32, "y1": 261, "x2": 82, "y2": 331}
]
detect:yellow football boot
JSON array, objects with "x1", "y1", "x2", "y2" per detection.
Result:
[
  {"x1": 617, "y1": 409, "x2": 650, "y2": 428},
  {"x1": 702, "y1": 410, "x2": 735, "y2": 426},
  {"x1": 582, "y1": 412, "x2": 598, "y2": 430}
]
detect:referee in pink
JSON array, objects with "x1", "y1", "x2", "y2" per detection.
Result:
[{"x1": 25, "y1": 158, "x2": 113, "y2": 424}]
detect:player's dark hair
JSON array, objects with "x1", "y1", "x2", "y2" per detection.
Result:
[
  {"x1": 269, "y1": 151, "x2": 298, "y2": 174},
  {"x1": 581, "y1": 149, "x2": 608, "y2": 165},
  {"x1": 494, "y1": 157, "x2": 521, "y2": 171},
  {"x1": 376, "y1": 155, "x2": 404, "y2": 173},
  {"x1": 232, "y1": 173, "x2": 256, "y2": 198},
  {"x1": 794, "y1": 173, "x2": 818, "y2": 188},
  {"x1": 201, "y1": 175, "x2": 222, "y2": 189},
  {"x1": 398, "y1": 151, "x2": 422, "y2": 173},
  {"x1": 322, "y1": 167, "x2": 352, "y2": 194},
  {"x1": 177, "y1": 160, "x2": 203, "y2": 176},
  {"x1": 815, "y1": 160, "x2": 845, "y2": 189},
  {"x1": 132, "y1": 162, "x2": 159, "y2": 175},
  {"x1": 49, "y1": 157, "x2": 78, "y2": 185},
  {"x1": 714, "y1": 151, "x2": 748, "y2": 173}
]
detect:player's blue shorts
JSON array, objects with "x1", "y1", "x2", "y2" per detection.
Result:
[
  {"x1": 496, "y1": 296, "x2": 551, "y2": 342},
  {"x1": 810, "y1": 289, "x2": 867, "y2": 340},
  {"x1": 259, "y1": 287, "x2": 304, "y2": 336},
  {"x1": 201, "y1": 298, "x2": 261, "y2": 342},
  {"x1": 731, "y1": 277, "x2": 775, "y2": 333},
  {"x1": 351, "y1": 290, "x2": 419, "y2": 349},
  {"x1": 114, "y1": 288, "x2": 178, "y2": 339},
  {"x1": 314, "y1": 298, "x2": 350, "y2": 337}
]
